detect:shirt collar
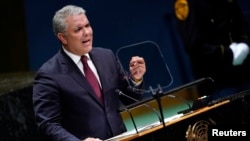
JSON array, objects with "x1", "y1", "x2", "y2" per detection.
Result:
[{"x1": 62, "y1": 46, "x2": 90, "y2": 64}]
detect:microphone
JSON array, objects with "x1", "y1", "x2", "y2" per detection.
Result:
[
  {"x1": 116, "y1": 89, "x2": 138, "y2": 134},
  {"x1": 116, "y1": 89, "x2": 142, "y2": 102},
  {"x1": 121, "y1": 106, "x2": 138, "y2": 134},
  {"x1": 127, "y1": 86, "x2": 145, "y2": 93},
  {"x1": 116, "y1": 89, "x2": 163, "y2": 123},
  {"x1": 127, "y1": 85, "x2": 193, "y2": 114}
]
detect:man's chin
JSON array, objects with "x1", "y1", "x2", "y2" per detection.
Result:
[{"x1": 84, "y1": 46, "x2": 92, "y2": 53}]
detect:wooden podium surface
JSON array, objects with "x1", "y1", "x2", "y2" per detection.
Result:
[{"x1": 106, "y1": 100, "x2": 230, "y2": 141}]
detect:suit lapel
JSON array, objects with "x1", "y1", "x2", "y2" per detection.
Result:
[
  {"x1": 89, "y1": 52, "x2": 106, "y2": 88},
  {"x1": 59, "y1": 50, "x2": 104, "y2": 106},
  {"x1": 89, "y1": 52, "x2": 109, "y2": 103}
]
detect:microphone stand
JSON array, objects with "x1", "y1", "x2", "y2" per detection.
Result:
[
  {"x1": 120, "y1": 105, "x2": 138, "y2": 134},
  {"x1": 116, "y1": 89, "x2": 163, "y2": 126},
  {"x1": 150, "y1": 85, "x2": 166, "y2": 129},
  {"x1": 115, "y1": 89, "x2": 138, "y2": 134}
]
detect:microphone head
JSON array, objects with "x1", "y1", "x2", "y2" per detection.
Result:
[
  {"x1": 115, "y1": 89, "x2": 122, "y2": 95},
  {"x1": 127, "y1": 86, "x2": 144, "y2": 94},
  {"x1": 126, "y1": 86, "x2": 133, "y2": 91}
]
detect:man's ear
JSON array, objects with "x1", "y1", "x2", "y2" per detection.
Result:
[{"x1": 57, "y1": 33, "x2": 67, "y2": 44}]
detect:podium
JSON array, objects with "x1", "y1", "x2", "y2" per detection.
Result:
[
  {"x1": 106, "y1": 100, "x2": 230, "y2": 141},
  {"x1": 106, "y1": 81, "x2": 250, "y2": 141}
]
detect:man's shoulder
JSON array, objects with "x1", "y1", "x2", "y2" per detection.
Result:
[
  {"x1": 92, "y1": 47, "x2": 112, "y2": 52},
  {"x1": 91, "y1": 47, "x2": 114, "y2": 55},
  {"x1": 37, "y1": 51, "x2": 64, "y2": 73}
]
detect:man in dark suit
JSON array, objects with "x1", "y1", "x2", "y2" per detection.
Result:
[{"x1": 33, "y1": 5, "x2": 146, "y2": 141}]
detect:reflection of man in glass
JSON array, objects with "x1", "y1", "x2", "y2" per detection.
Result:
[{"x1": 176, "y1": 0, "x2": 250, "y2": 97}]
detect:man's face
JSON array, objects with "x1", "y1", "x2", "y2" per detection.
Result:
[{"x1": 59, "y1": 14, "x2": 93, "y2": 56}]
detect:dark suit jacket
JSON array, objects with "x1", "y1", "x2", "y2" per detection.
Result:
[{"x1": 33, "y1": 47, "x2": 143, "y2": 141}]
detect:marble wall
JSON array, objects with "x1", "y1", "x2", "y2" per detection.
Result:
[{"x1": 0, "y1": 72, "x2": 40, "y2": 141}]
